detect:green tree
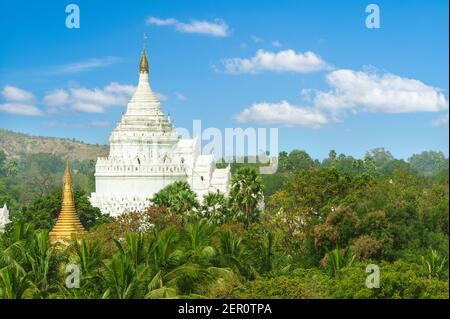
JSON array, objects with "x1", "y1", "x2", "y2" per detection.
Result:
[
  {"x1": 365, "y1": 148, "x2": 395, "y2": 170},
  {"x1": 24, "y1": 230, "x2": 54, "y2": 295},
  {"x1": 0, "y1": 150, "x2": 7, "y2": 177},
  {"x1": 0, "y1": 266, "x2": 37, "y2": 299},
  {"x1": 229, "y1": 167, "x2": 264, "y2": 229},
  {"x1": 101, "y1": 233, "x2": 150, "y2": 299},
  {"x1": 285, "y1": 150, "x2": 315, "y2": 171},
  {"x1": 201, "y1": 192, "x2": 230, "y2": 225},
  {"x1": 101, "y1": 252, "x2": 148, "y2": 299},
  {"x1": 151, "y1": 181, "x2": 199, "y2": 218},
  {"x1": 409, "y1": 151, "x2": 449, "y2": 176}
]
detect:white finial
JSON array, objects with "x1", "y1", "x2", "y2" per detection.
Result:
[{"x1": 143, "y1": 32, "x2": 148, "y2": 51}]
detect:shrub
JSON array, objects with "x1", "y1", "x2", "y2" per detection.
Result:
[
  {"x1": 330, "y1": 260, "x2": 449, "y2": 299},
  {"x1": 231, "y1": 275, "x2": 325, "y2": 299},
  {"x1": 350, "y1": 235, "x2": 384, "y2": 260}
]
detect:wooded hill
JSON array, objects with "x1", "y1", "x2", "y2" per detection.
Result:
[{"x1": 0, "y1": 129, "x2": 108, "y2": 161}]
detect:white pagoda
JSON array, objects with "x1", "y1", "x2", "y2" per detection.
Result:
[
  {"x1": 0, "y1": 203, "x2": 10, "y2": 233},
  {"x1": 89, "y1": 44, "x2": 230, "y2": 217}
]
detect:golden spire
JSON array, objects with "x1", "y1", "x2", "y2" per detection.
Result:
[
  {"x1": 49, "y1": 160, "x2": 85, "y2": 242},
  {"x1": 139, "y1": 33, "x2": 149, "y2": 73}
]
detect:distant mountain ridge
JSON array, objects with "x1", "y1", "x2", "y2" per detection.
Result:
[{"x1": 0, "y1": 129, "x2": 108, "y2": 160}]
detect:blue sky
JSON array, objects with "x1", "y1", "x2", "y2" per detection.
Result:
[{"x1": 0, "y1": 0, "x2": 448, "y2": 160}]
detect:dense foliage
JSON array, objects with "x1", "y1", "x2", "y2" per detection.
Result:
[{"x1": 0, "y1": 148, "x2": 448, "y2": 299}]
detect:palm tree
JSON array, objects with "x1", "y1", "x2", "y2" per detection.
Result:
[
  {"x1": 0, "y1": 222, "x2": 34, "y2": 267},
  {"x1": 215, "y1": 229, "x2": 254, "y2": 279},
  {"x1": 0, "y1": 223, "x2": 30, "y2": 272},
  {"x1": 163, "y1": 263, "x2": 233, "y2": 297},
  {"x1": 9, "y1": 222, "x2": 34, "y2": 244},
  {"x1": 71, "y1": 239, "x2": 102, "y2": 277},
  {"x1": 169, "y1": 220, "x2": 234, "y2": 296},
  {"x1": 421, "y1": 248, "x2": 448, "y2": 279},
  {"x1": 146, "y1": 227, "x2": 183, "y2": 296},
  {"x1": 147, "y1": 228, "x2": 183, "y2": 282},
  {"x1": 142, "y1": 227, "x2": 215, "y2": 298},
  {"x1": 184, "y1": 220, "x2": 216, "y2": 263},
  {"x1": 58, "y1": 238, "x2": 104, "y2": 298},
  {"x1": 229, "y1": 167, "x2": 264, "y2": 229},
  {"x1": 114, "y1": 233, "x2": 147, "y2": 271},
  {"x1": 151, "y1": 181, "x2": 199, "y2": 222},
  {"x1": 0, "y1": 266, "x2": 37, "y2": 299},
  {"x1": 325, "y1": 247, "x2": 356, "y2": 278},
  {"x1": 145, "y1": 283, "x2": 177, "y2": 299},
  {"x1": 259, "y1": 232, "x2": 275, "y2": 273},
  {"x1": 100, "y1": 252, "x2": 148, "y2": 299},
  {"x1": 101, "y1": 232, "x2": 150, "y2": 299},
  {"x1": 201, "y1": 192, "x2": 230, "y2": 225},
  {"x1": 0, "y1": 222, "x2": 43, "y2": 299},
  {"x1": 24, "y1": 230, "x2": 53, "y2": 295},
  {"x1": 145, "y1": 223, "x2": 234, "y2": 297}
]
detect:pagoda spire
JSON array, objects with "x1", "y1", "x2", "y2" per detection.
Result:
[
  {"x1": 49, "y1": 160, "x2": 85, "y2": 242},
  {"x1": 139, "y1": 33, "x2": 149, "y2": 74}
]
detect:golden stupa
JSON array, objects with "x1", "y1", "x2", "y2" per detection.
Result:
[
  {"x1": 139, "y1": 48, "x2": 149, "y2": 73},
  {"x1": 49, "y1": 160, "x2": 85, "y2": 241},
  {"x1": 139, "y1": 33, "x2": 149, "y2": 73}
]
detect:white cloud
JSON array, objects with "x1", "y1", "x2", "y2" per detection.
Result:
[
  {"x1": 251, "y1": 36, "x2": 263, "y2": 43},
  {"x1": 43, "y1": 89, "x2": 70, "y2": 112},
  {"x1": 234, "y1": 101, "x2": 328, "y2": 127},
  {"x1": 71, "y1": 101, "x2": 105, "y2": 113},
  {"x1": 105, "y1": 83, "x2": 167, "y2": 101},
  {"x1": 52, "y1": 56, "x2": 123, "y2": 74},
  {"x1": 155, "y1": 92, "x2": 168, "y2": 101},
  {"x1": 146, "y1": 17, "x2": 229, "y2": 37},
  {"x1": 45, "y1": 120, "x2": 84, "y2": 128},
  {"x1": 222, "y1": 49, "x2": 329, "y2": 74},
  {"x1": 71, "y1": 88, "x2": 129, "y2": 107},
  {"x1": 0, "y1": 86, "x2": 41, "y2": 116},
  {"x1": 2, "y1": 85, "x2": 34, "y2": 102},
  {"x1": 45, "y1": 120, "x2": 111, "y2": 128},
  {"x1": 174, "y1": 92, "x2": 187, "y2": 101},
  {"x1": 104, "y1": 82, "x2": 136, "y2": 96},
  {"x1": 176, "y1": 20, "x2": 229, "y2": 36},
  {"x1": 42, "y1": 82, "x2": 169, "y2": 114},
  {"x1": 90, "y1": 120, "x2": 111, "y2": 127},
  {"x1": 0, "y1": 103, "x2": 43, "y2": 116},
  {"x1": 313, "y1": 69, "x2": 449, "y2": 113},
  {"x1": 433, "y1": 113, "x2": 449, "y2": 127},
  {"x1": 146, "y1": 17, "x2": 178, "y2": 26},
  {"x1": 234, "y1": 69, "x2": 449, "y2": 128},
  {"x1": 271, "y1": 40, "x2": 282, "y2": 47},
  {"x1": 43, "y1": 82, "x2": 134, "y2": 114}
]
